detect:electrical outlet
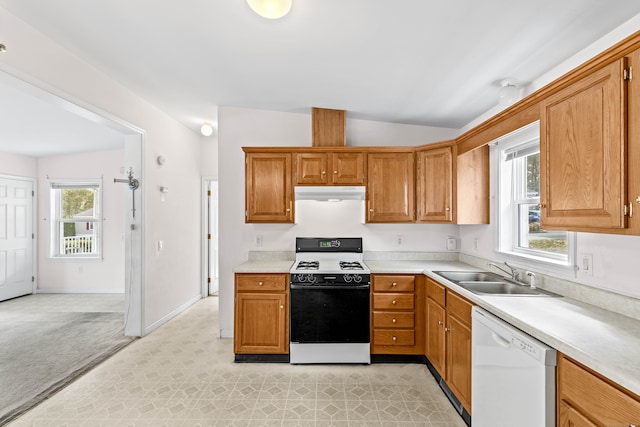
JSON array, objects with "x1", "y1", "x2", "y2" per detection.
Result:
[
  {"x1": 474, "y1": 238, "x2": 479, "y2": 251},
  {"x1": 395, "y1": 235, "x2": 403, "y2": 246},
  {"x1": 256, "y1": 235, "x2": 263, "y2": 247},
  {"x1": 581, "y1": 254, "x2": 593, "y2": 276}
]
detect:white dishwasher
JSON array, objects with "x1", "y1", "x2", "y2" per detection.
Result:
[{"x1": 472, "y1": 307, "x2": 556, "y2": 427}]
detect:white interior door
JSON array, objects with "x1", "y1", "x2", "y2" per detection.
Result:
[
  {"x1": 208, "y1": 181, "x2": 219, "y2": 294},
  {"x1": 0, "y1": 177, "x2": 34, "y2": 301}
]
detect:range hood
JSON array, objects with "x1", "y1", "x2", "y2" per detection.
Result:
[{"x1": 295, "y1": 186, "x2": 366, "y2": 201}]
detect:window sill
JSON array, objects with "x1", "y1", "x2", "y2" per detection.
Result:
[
  {"x1": 495, "y1": 249, "x2": 576, "y2": 280},
  {"x1": 48, "y1": 256, "x2": 103, "y2": 262}
]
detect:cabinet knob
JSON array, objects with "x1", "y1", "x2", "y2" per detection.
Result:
[
  {"x1": 333, "y1": 170, "x2": 338, "y2": 174},
  {"x1": 321, "y1": 171, "x2": 326, "y2": 174},
  {"x1": 258, "y1": 281, "x2": 264, "y2": 286},
  {"x1": 392, "y1": 282, "x2": 397, "y2": 287},
  {"x1": 392, "y1": 318, "x2": 397, "y2": 323},
  {"x1": 392, "y1": 300, "x2": 397, "y2": 305},
  {"x1": 438, "y1": 321, "x2": 443, "y2": 326},
  {"x1": 369, "y1": 208, "x2": 374, "y2": 212},
  {"x1": 444, "y1": 327, "x2": 450, "y2": 332},
  {"x1": 392, "y1": 336, "x2": 397, "y2": 341},
  {"x1": 445, "y1": 207, "x2": 450, "y2": 211},
  {"x1": 280, "y1": 305, "x2": 284, "y2": 309}
]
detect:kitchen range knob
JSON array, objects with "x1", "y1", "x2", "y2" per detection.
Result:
[
  {"x1": 343, "y1": 274, "x2": 353, "y2": 283},
  {"x1": 353, "y1": 275, "x2": 362, "y2": 283}
]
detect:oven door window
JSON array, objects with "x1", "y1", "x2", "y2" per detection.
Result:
[{"x1": 290, "y1": 286, "x2": 370, "y2": 343}]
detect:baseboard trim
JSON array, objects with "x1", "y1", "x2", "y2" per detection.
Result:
[
  {"x1": 144, "y1": 294, "x2": 201, "y2": 336},
  {"x1": 36, "y1": 288, "x2": 125, "y2": 294}
]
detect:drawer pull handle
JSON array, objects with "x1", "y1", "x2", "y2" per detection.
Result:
[
  {"x1": 258, "y1": 281, "x2": 264, "y2": 286},
  {"x1": 392, "y1": 300, "x2": 397, "y2": 305},
  {"x1": 392, "y1": 318, "x2": 397, "y2": 323},
  {"x1": 392, "y1": 282, "x2": 397, "y2": 287},
  {"x1": 392, "y1": 336, "x2": 397, "y2": 341}
]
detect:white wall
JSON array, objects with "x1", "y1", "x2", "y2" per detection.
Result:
[
  {"x1": 0, "y1": 7, "x2": 203, "y2": 330},
  {"x1": 36, "y1": 150, "x2": 125, "y2": 292},
  {"x1": 0, "y1": 150, "x2": 37, "y2": 177},
  {"x1": 458, "y1": 14, "x2": 640, "y2": 299},
  {"x1": 218, "y1": 106, "x2": 459, "y2": 336}
]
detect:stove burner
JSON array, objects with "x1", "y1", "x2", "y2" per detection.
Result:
[
  {"x1": 339, "y1": 261, "x2": 364, "y2": 270},
  {"x1": 296, "y1": 261, "x2": 319, "y2": 270}
]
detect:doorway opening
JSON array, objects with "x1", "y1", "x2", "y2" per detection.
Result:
[{"x1": 202, "y1": 179, "x2": 219, "y2": 296}]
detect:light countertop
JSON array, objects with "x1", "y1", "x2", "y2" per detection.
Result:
[{"x1": 234, "y1": 257, "x2": 640, "y2": 396}]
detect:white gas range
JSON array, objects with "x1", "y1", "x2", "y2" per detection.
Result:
[{"x1": 289, "y1": 237, "x2": 371, "y2": 364}]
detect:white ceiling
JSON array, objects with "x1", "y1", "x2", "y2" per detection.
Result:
[{"x1": 2, "y1": 0, "x2": 640, "y2": 156}]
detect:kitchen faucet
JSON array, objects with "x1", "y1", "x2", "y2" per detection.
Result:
[{"x1": 488, "y1": 261, "x2": 519, "y2": 281}]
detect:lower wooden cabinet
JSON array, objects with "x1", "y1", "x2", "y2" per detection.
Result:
[
  {"x1": 558, "y1": 354, "x2": 640, "y2": 426},
  {"x1": 234, "y1": 273, "x2": 289, "y2": 354},
  {"x1": 371, "y1": 274, "x2": 424, "y2": 354},
  {"x1": 425, "y1": 277, "x2": 473, "y2": 413}
]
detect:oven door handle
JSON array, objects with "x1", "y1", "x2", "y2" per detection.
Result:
[{"x1": 290, "y1": 284, "x2": 370, "y2": 290}]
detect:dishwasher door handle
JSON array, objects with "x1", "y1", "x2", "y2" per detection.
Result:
[{"x1": 491, "y1": 331, "x2": 511, "y2": 348}]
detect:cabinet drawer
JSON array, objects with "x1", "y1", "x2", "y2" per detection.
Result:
[
  {"x1": 373, "y1": 293, "x2": 414, "y2": 310},
  {"x1": 559, "y1": 355, "x2": 640, "y2": 423},
  {"x1": 373, "y1": 329, "x2": 415, "y2": 346},
  {"x1": 236, "y1": 274, "x2": 287, "y2": 292},
  {"x1": 373, "y1": 275, "x2": 415, "y2": 292},
  {"x1": 372, "y1": 311, "x2": 415, "y2": 328},
  {"x1": 446, "y1": 291, "x2": 472, "y2": 325},
  {"x1": 426, "y1": 278, "x2": 446, "y2": 306}
]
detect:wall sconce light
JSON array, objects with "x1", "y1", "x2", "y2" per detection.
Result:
[
  {"x1": 498, "y1": 79, "x2": 519, "y2": 106},
  {"x1": 200, "y1": 123, "x2": 214, "y2": 137},
  {"x1": 247, "y1": 0, "x2": 292, "y2": 19}
]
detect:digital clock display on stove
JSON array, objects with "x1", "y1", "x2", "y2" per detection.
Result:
[{"x1": 319, "y1": 239, "x2": 341, "y2": 248}]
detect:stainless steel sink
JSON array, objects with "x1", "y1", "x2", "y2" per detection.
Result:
[
  {"x1": 456, "y1": 281, "x2": 550, "y2": 296},
  {"x1": 433, "y1": 271, "x2": 506, "y2": 283},
  {"x1": 433, "y1": 271, "x2": 558, "y2": 297}
]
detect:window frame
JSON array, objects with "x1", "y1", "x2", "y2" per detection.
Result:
[
  {"x1": 495, "y1": 122, "x2": 576, "y2": 271},
  {"x1": 49, "y1": 179, "x2": 103, "y2": 260}
]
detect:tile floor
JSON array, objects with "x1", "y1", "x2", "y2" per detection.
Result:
[{"x1": 8, "y1": 297, "x2": 466, "y2": 427}]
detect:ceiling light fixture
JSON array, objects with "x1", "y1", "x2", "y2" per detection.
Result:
[
  {"x1": 497, "y1": 80, "x2": 519, "y2": 106},
  {"x1": 247, "y1": 0, "x2": 292, "y2": 19},
  {"x1": 200, "y1": 123, "x2": 214, "y2": 137}
]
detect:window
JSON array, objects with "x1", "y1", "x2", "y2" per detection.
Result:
[
  {"x1": 496, "y1": 122, "x2": 574, "y2": 266},
  {"x1": 49, "y1": 180, "x2": 102, "y2": 259}
]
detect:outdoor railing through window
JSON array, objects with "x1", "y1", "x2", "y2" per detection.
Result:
[{"x1": 63, "y1": 235, "x2": 94, "y2": 254}]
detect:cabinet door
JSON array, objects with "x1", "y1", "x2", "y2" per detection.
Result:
[
  {"x1": 558, "y1": 402, "x2": 598, "y2": 427},
  {"x1": 425, "y1": 298, "x2": 446, "y2": 378},
  {"x1": 245, "y1": 153, "x2": 293, "y2": 223},
  {"x1": 331, "y1": 152, "x2": 365, "y2": 184},
  {"x1": 446, "y1": 313, "x2": 472, "y2": 413},
  {"x1": 367, "y1": 152, "x2": 415, "y2": 222},
  {"x1": 295, "y1": 153, "x2": 328, "y2": 184},
  {"x1": 540, "y1": 59, "x2": 627, "y2": 230},
  {"x1": 417, "y1": 147, "x2": 453, "y2": 223},
  {"x1": 234, "y1": 292, "x2": 288, "y2": 354}
]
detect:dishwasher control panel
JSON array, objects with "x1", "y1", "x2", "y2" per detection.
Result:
[{"x1": 513, "y1": 335, "x2": 540, "y2": 359}]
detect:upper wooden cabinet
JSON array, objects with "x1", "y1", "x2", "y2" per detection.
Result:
[
  {"x1": 245, "y1": 152, "x2": 293, "y2": 223},
  {"x1": 456, "y1": 146, "x2": 490, "y2": 224},
  {"x1": 416, "y1": 146, "x2": 454, "y2": 223},
  {"x1": 294, "y1": 151, "x2": 365, "y2": 185},
  {"x1": 540, "y1": 58, "x2": 628, "y2": 231},
  {"x1": 367, "y1": 152, "x2": 415, "y2": 223}
]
